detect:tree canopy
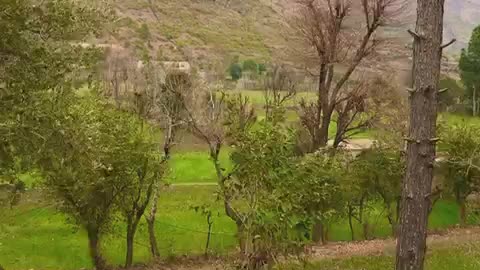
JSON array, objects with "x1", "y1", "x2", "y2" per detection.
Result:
[{"x1": 459, "y1": 25, "x2": 480, "y2": 116}]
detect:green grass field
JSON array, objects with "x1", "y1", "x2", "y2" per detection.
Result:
[
  {"x1": 168, "y1": 150, "x2": 231, "y2": 183},
  {"x1": 0, "y1": 186, "x2": 237, "y2": 270}
]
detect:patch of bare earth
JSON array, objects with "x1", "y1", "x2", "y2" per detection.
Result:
[{"x1": 310, "y1": 227, "x2": 480, "y2": 260}]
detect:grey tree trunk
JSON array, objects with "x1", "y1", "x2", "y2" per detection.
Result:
[
  {"x1": 395, "y1": 0, "x2": 445, "y2": 269},
  {"x1": 473, "y1": 85, "x2": 477, "y2": 116},
  {"x1": 87, "y1": 228, "x2": 106, "y2": 270},
  {"x1": 125, "y1": 219, "x2": 139, "y2": 267},
  {"x1": 146, "y1": 186, "x2": 160, "y2": 258}
]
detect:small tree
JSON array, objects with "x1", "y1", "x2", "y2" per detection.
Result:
[
  {"x1": 263, "y1": 65, "x2": 297, "y2": 123},
  {"x1": 40, "y1": 96, "x2": 139, "y2": 270},
  {"x1": 228, "y1": 120, "x2": 310, "y2": 269},
  {"x1": 441, "y1": 123, "x2": 480, "y2": 225},
  {"x1": 459, "y1": 25, "x2": 480, "y2": 116},
  {"x1": 191, "y1": 203, "x2": 219, "y2": 257},
  {"x1": 291, "y1": 151, "x2": 346, "y2": 244},
  {"x1": 119, "y1": 125, "x2": 164, "y2": 267},
  {"x1": 352, "y1": 148, "x2": 404, "y2": 236},
  {"x1": 243, "y1": 59, "x2": 258, "y2": 74}
]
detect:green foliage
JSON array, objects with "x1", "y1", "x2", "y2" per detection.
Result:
[
  {"x1": 228, "y1": 121, "x2": 304, "y2": 266},
  {"x1": 289, "y1": 152, "x2": 345, "y2": 224},
  {"x1": 438, "y1": 77, "x2": 465, "y2": 112},
  {"x1": 137, "y1": 23, "x2": 151, "y2": 41},
  {"x1": 350, "y1": 148, "x2": 404, "y2": 234},
  {"x1": 459, "y1": 25, "x2": 480, "y2": 114},
  {"x1": 242, "y1": 59, "x2": 258, "y2": 73},
  {"x1": 0, "y1": 189, "x2": 470, "y2": 269},
  {"x1": 441, "y1": 122, "x2": 480, "y2": 215},
  {"x1": 229, "y1": 63, "x2": 243, "y2": 81},
  {"x1": 38, "y1": 94, "x2": 162, "y2": 268},
  {"x1": 0, "y1": 0, "x2": 107, "y2": 178},
  {"x1": 258, "y1": 63, "x2": 267, "y2": 75}
]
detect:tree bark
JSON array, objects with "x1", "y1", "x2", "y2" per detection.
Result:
[
  {"x1": 459, "y1": 200, "x2": 467, "y2": 226},
  {"x1": 312, "y1": 222, "x2": 327, "y2": 244},
  {"x1": 87, "y1": 228, "x2": 106, "y2": 270},
  {"x1": 348, "y1": 205, "x2": 355, "y2": 241},
  {"x1": 125, "y1": 219, "x2": 139, "y2": 267},
  {"x1": 362, "y1": 222, "x2": 370, "y2": 240},
  {"x1": 146, "y1": 185, "x2": 160, "y2": 258},
  {"x1": 395, "y1": 1, "x2": 445, "y2": 269},
  {"x1": 473, "y1": 85, "x2": 477, "y2": 116}
]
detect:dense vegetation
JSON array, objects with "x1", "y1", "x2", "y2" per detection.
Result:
[{"x1": 1, "y1": 1, "x2": 480, "y2": 270}]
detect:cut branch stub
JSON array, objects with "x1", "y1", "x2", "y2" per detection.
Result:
[
  {"x1": 407, "y1": 29, "x2": 424, "y2": 40},
  {"x1": 438, "y1": 88, "x2": 448, "y2": 93}
]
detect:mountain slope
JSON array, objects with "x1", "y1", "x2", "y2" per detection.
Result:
[
  {"x1": 106, "y1": 0, "x2": 479, "y2": 68},
  {"x1": 106, "y1": 0, "x2": 288, "y2": 65}
]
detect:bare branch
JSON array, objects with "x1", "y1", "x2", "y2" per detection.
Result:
[{"x1": 440, "y1": 39, "x2": 456, "y2": 50}]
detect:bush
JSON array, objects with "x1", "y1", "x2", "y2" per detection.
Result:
[
  {"x1": 229, "y1": 63, "x2": 243, "y2": 81},
  {"x1": 243, "y1": 59, "x2": 258, "y2": 73}
]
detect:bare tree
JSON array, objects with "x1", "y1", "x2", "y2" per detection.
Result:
[
  {"x1": 102, "y1": 52, "x2": 188, "y2": 259},
  {"x1": 172, "y1": 77, "x2": 257, "y2": 252},
  {"x1": 289, "y1": 0, "x2": 403, "y2": 243},
  {"x1": 290, "y1": 0, "x2": 403, "y2": 151},
  {"x1": 141, "y1": 67, "x2": 188, "y2": 258},
  {"x1": 395, "y1": 0, "x2": 452, "y2": 269},
  {"x1": 263, "y1": 65, "x2": 297, "y2": 123}
]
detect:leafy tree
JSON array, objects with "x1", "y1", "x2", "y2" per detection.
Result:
[
  {"x1": 229, "y1": 63, "x2": 243, "y2": 81},
  {"x1": 0, "y1": 0, "x2": 106, "y2": 184},
  {"x1": 290, "y1": 152, "x2": 345, "y2": 244},
  {"x1": 228, "y1": 121, "x2": 305, "y2": 268},
  {"x1": 258, "y1": 63, "x2": 267, "y2": 75},
  {"x1": 438, "y1": 77, "x2": 465, "y2": 112},
  {"x1": 242, "y1": 59, "x2": 258, "y2": 74},
  {"x1": 351, "y1": 148, "x2": 404, "y2": 236},
  {"x1": 441, "y1": 122, "x2": 480, "y2": 225},
  {"x1": 40, "y1": 95, "x2": 148, "y2": 270},
  {"x1": 119, "y1": 124, "x2": 164, "y2": 267},
  {"x1": 459, "y1": 25, "x2": 480, "y2": 116}
]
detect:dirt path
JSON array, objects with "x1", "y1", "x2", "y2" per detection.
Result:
[{"x1": 310, "y1": 227, "x2": 480, "y2": 259}]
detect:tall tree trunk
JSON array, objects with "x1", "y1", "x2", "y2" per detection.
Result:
[
  {"x1": 473, "y1": 85, "x2": 477, "y2": 116},
  {"x1": 348, "y1": 205, "x2": 355, "y2": 241},
  {"x1": 146, "y1": 185, "x2": 160, "y2": 258},
  {"x1": 395, "y1": 1, "x2": 445, "y2": 269},
  {"x1": 362, "y1": 221, "x2": 370, "y2": 240},
  {"x1": 312, "y1": 222, "x2": 327, "y2": 244},
  {"x1": 87, "y1": 228, "x2": 106, "y2": 270},
  {"x1": 459, "y1": 200, "x2": 467, "y2": 226},
  {"x1": 125, "y1": 219, "x2": 139, "y2": 267}
]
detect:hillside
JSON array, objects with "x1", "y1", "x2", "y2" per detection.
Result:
[
  {"x1": 104, "y1": 0, "x2": 287, "y2": 67},
  {"x1": 103, "y1": 0, "x2": 479, "y2": 72},
  {"x1": 444, "y1": 0, "x2": 480, "y2": 53}
]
